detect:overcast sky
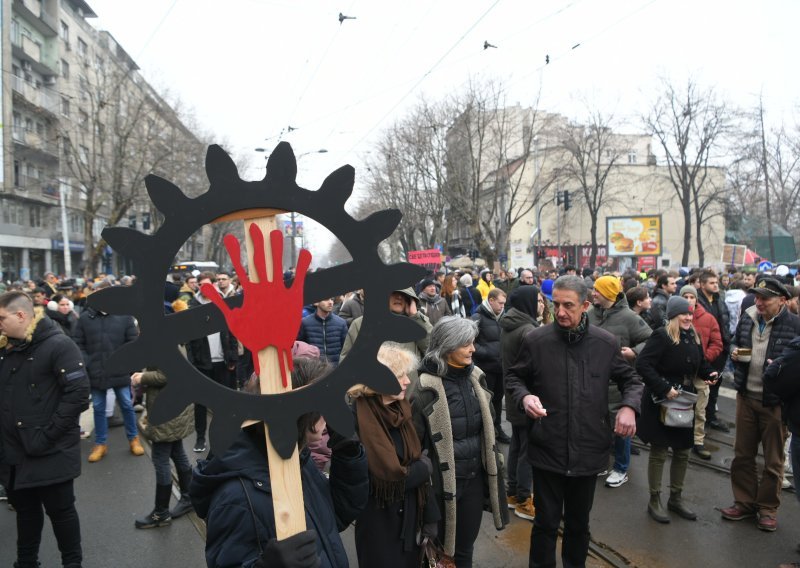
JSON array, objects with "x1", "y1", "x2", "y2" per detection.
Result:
[{"x1": 86, "y1": 0, "x2": 798, "y2": 258}]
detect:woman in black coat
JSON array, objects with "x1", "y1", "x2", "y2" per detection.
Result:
[
  {"x1": 350, "y1": 343, "x2": 439, "y2": 567},
  {"x1": 635, "y1": 296, "x2": 717, "y2": 524}
]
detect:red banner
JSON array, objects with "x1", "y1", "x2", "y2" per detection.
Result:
[{"x1": 407, "y1": 249, "x2": 442, "y2": 270}]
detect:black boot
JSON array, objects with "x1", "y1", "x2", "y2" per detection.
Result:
[
  {"x1": 170, "y1": 468, "x2": 194, "y2": 518},
  {"x1": 648, "y1": 492, "x2": 670, "y2": 523},
  {"x1": 667, "y1": 491, "x2": 697, "y2": 520},
  {"x1": 135, "y1": 484, "x2": 172, "y2": 529}
]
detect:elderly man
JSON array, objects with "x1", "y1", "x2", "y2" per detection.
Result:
[
  {"x1": 721, "y1": 277, "x2": 800, "y2": 532},
  {"x1": 0, "y1": 291, "x2": 89, "y2": 568},
  {"x1": 507, "y1": 275, "x2": 643, "y2": 568}
]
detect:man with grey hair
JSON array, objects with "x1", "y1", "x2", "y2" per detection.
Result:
[
  {"x1": 506, "y1": 275, "x2": 643, "y2": 568},
  {"x1": 0, "y1": 290, "x2": 89, "y2": 567}
]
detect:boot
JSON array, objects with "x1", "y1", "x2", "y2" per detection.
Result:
[
  {"x1": 667, "y1": 491, "x2": 697, "y2": 520},
  {"x1": 129, "y1": 436, "x2": 145, "y2": 456},
  {"x1": 135, "y1": 484, "x2": 172, "y2": 529},
  {"x1": 170, "y1": 468, "x2": 194, "y2": 518},
  {"x1": 87, "y1": 444, "x2": 107, "y2": 463},
  {"x1": 648, "y1": 492, "x2": 670, "y2": 523}
]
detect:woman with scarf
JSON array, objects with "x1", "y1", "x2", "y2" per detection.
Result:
[
  {"x1": 411, "y1": 317, "x2": 508, "y2": 567},
  {"x1": 441, "y1": 273, "x2": 466, "y2": 318},
  {"x1": 350, "y1": 343, "x2": 439, "y2": 567},
  {"x1": 635, "y1": 295, "x2": 718, "y2": 523}
]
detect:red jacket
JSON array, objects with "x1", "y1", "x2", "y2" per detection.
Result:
[{"x1": 692, "y1": 304, "x2": 723, "y2": 362}]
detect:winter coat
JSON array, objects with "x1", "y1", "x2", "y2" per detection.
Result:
[
  {"x1": 732, "y1": 305, "x2": 800, "y2": 407},
  {"x1": 137, "y1": 367, "x2": 194, "y2": 443},
  {"x1": 650, "y1": 289, "x2": 670, "y2": 328},
  {"x1": 185, "y1": 298, "x2": 239, "y2": 371},
  {"x1": 476, "y1": 278, "x2": 495, "y2": 301},
  {"x1": 692, "y1": 304, "x2": 723, "y2": 363},
  {"x1": 725, "y1": 289, "x2": 747, "y2": 336},
  {"x1": 73, "y1": 307, "x2": 138, "y2": 391},
  {"x1": 0, "y1": 314, "x2": 90, "y2": 490},
  {"x1": 338, "y1": 292, "x2": 364, "y2": 326},
  {"x1": 764, "y1": 336, "x2": 800, "y2": 433},
  {"x1": 410, "y1": 364, "x2": 507, "y2": 557},
  {"x1": 442, "y1": 290, "x2": 465, "y2": 319},
  {"x1": 471, "y1": 303, "x2": 503, "y2": 376},
  {"x1": 697, "y1": 290, "x2": 731, "y2": 366},
  {"x1": 500, "y1": 307, "x2": 539, "y2": 427},
  {"x1": 190, "y1": 429, "x2": 369, "y2": 568},
  {"x1": 418, "y1": 292, "x2": 451, "y2": 326},
  {"x1": 297, "y1": 312, "x2": 348, "y2": 364},
  {"x1": 505, "y1": 323, "x2": 644, "y2": 476},
  {"x1": 587, "y1": 297, "x2": 652, "y2": 352},
  {"x1": 635, "y1": 327, "x2": 715, "y2": 449},
  {"x1": 45, "y1": 308, "x2": 78, "y2": 337},
  {"x1": 341, "y1": 312, "x2": 432, "y2": 361}
]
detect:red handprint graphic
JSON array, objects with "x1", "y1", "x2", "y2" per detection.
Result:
[{"x1": 201, "y1": 223, "x2": 312, "y2": 388}]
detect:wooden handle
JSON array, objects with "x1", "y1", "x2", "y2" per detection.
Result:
[{"x1": 243, "y1": 215, "x2": 306, "y2": 539}]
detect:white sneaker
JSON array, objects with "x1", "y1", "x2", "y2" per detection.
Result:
[
  {"x1": 782, "y1": 476, "x2": 792, "y2": 490},
  {"x1": 605, "y1": 470, "x2": 629, "y2": 488}
]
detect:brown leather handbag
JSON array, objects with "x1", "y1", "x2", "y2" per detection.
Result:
[{"x1": 420, "y1": 537, "x2": 455, "y2": 568}]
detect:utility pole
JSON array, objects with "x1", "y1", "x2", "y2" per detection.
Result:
[
  {"x1": 759, "y1": 99, "x2": 776, "y2": 261},
  {"x1": 556, "y1": 187, "x2": 562, "y2": 265},
  {"x1": 57, "y1": 137, "x2": 72, "y2": 276}
]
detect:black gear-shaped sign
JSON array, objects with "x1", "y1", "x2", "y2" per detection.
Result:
[{"x1": 91, "y1": 142, "x2": 426, "y2": 458}]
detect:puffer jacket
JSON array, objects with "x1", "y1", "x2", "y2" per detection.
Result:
[
  {"x1": 297, "y1": 312, "x2": 348, "y2": 364},
  {"x1": 692, "y1": 304, "x2": 723, "y2": 363},
  {"x1": 650, "y1": 288, "x2": 670, "y2": 327},
  {"x1": 73, "y1": 307, "x2": 138, "y2": 390},
  {"x1": 471, "y1": 303, "x2": 503, "y2": 376},
  {"x1": 190, "y1": 427, "x2": 369, "y2": 568},
  {"x1": 410, "y1": 362, "x2": 507, "y2": 557},
  {"x1": 500, "y1": 307, "x2": 539, "y2": 427},
  {"x1": 505, "y1": 323, "x2": 643, "y2": 476},
  {"x1": 732, "y1": 305, "x2": 800, "y2": 407},
  {"x1": 137, "y1": 366, "x2": 194, "y2": 443},
  {"x1": 587, "y1": 297, "x2": 652, "y2": 351},
  {"x1": 697, "y1": 290, "x2": 731, "y2": 348},
  {"x1": 0, "y1": 314, "x2": 90, "y2": 490}
]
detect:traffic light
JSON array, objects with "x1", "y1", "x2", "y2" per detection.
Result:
[
  {"x1": 556, "y1": 191, "x2": 563, "y2": 206},
  {"x1": 563, "y1": 190, "x2": 571, "y2": 211}
]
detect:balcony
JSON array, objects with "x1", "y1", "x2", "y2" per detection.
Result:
[
  {"x1": 11, "y1": 75, "x2": 59, "y2": 114},
  {"x1": 13, "y1": 0, "x2": 57, "y2": 36},
  {"x1": 12, "y1": 127, "x2": 58, "y2": 157}
]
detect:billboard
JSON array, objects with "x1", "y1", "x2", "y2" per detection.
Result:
[
  {"x1": 606, "y1": 215, "x2": 662, "y2": 256},
  {"x1": 407, "y1": 249, "x2": 442, "y2": 272}
]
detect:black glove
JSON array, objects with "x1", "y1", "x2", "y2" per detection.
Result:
[
  {"x1": 418, "y1": 449, "x2": 433, "y2": 476},
  {"x1": 421, "y1": 521, "x2": 439, "y2": 540},
  {"x1": 326, "y1": 422, "x2": 359, "y2": 454},
  {"x1": 256, "y1": 529, "x2": 320, "y2": 568}
]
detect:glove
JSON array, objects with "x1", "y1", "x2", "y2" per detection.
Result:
[
  {"x1": 421, "y1": 521, "x2": 439, "y2": 540},
  {"x1": 326, "y1": 422, "x2": 359, "y2": 454},
  {"x1": 418, "y1": 449, "x2": 433, "y2": 476},
  {"x1": 256, "y1": 529, "x2": 320, "y2": 568}
]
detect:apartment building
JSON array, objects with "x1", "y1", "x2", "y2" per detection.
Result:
[{"x1": 1, "y1": 0, "x2": 205, "y2": 282}]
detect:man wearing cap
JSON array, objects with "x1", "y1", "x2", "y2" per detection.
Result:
[
  {"x1": 588, "y1": 275, "x2": 652, "y2": 489},
  {"x1": 417, "y1": 278, "x2": 450, "y2": 326},
  {"x1": 720, "y1": 277, "x2": 800, "y2": 532}
]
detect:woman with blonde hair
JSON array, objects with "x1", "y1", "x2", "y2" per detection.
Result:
[
  {"x1": 350, "y1": 343, "x2": 439, "y2": 567},
  {"x1": 635, "y1": 295, "x2": 718, "y2": 524}
]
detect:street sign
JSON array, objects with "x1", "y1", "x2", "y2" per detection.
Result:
[{"x1": 758, "y1": 260, "x2": 774, "y2": 272}]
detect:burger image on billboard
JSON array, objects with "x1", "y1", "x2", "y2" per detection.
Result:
[
  {"x1": 610, "y1": 232, "x2": 625, "y2": 244},
  {"x1": 616, "y1": 238, "x2": 634, "y2": 252}
]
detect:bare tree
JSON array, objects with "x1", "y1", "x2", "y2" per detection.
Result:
[
  {"x1": 442, "y1": 80, "x2": 554, "y2": 265},
  {"x1": 644, "y1": 78, "x2": 732, "y2": 265},
  {"x1": 558, "y1": 110, "x2": 621, "y2": 268}
]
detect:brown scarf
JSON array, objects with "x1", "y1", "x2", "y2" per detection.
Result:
[{"x1": 355, "y1": 395, "x2": 423, "y2": 507}]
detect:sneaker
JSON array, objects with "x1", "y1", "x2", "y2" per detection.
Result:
[
  {"x1": 757, "y1": 513, "x2": 778, "y2": 532},
  {"x1": 193, "y1": 439, "x2": 207, "y2": 453},
  {"x1": 783, "y1": 477, "x2": 793, "y2": 490},
  {"x1": 507, "y1": 495, "x2": 520, "y2": 510},
  {"x1": 605, "y1": 470, "x2": 629, "y2": 488},
  {"x1": 720, "y1": 504, "x2": 756, "y2": 521},
  {"x1": 134, "y1": 403, "x2": 145, "y2": 413},
  {"x1": 0, "y1": 485, "x2": 7, "y2": 501},
  {"x1": 692, "y1": 445, "x2": 712, "y2": 460},
  {"x1": 514, "y1": 497, "x2": 536, "y2": 521}
]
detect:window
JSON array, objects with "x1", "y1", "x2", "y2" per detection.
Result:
[
  {"x1": 61, "y1": 59, "x2": 70, "y2": 79},
  {"x1": 29, "y1": 206, "x2": 42, "y2": 228},
  {"x1": 79, "y1": 145, "x2": 89, "y2": 164},
  {"x1": 627, "y1": 150, "x2": 637, "y2": 164},
  {"x1": 13, "y1": 161, "x2": 20, "y2": 187},
  {"x1": 25, "y1": 117, "x2": 33, "y2": 132},
  {"x1": 77, "y1": 38, "x2": 87, "y2": 57},
  {"x1": 60, "y1": 20, "x2": 69, "y2": 42},
  {"x1": 26, "y1": 164, "x2": 38, "y2": 179},
  {"x1": 69, "y1": 212, "x2": 85, "y2": 234},
  {"x1": 61, "y1": 96, "x2": 69, "y2": 117},
  {"x1": 79, "y1": 110, "x2": 89, "y2": 128},
  {"x1": 78, "y1": 76, "x2": 88, "y2": 102},
  {"x1": 2, "y1": 201, "x2": 24, "y2": 225},
  {"x1": 36, "y1": 122, "x2": 44, "y2": 136}
]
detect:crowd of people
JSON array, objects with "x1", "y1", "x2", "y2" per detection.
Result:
[{"x1": 2, "y1": 260, "x2": 800, "y2": 567}]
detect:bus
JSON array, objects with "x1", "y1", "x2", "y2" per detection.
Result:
[{"x1": 170, "y1": 261, "x2": 220, "y2": 275}]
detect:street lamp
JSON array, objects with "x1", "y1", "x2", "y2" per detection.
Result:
[{"x1": 253, "y1": 147, "x2": 328, "y2": 265}]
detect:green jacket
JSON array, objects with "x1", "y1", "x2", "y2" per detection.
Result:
[{"x1": 138, "y1": 368, "x2": 194, "y2": 443}]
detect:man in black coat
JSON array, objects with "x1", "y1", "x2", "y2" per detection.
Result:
[
  {"x1": 73, "y1": 286, "x2": 142, "y2": 464},
  {"x1": 506, "y1": 276, "x2": 643, "y2": 568},
  {"x1": 472, "y1": 287, "x2": 510, "y2": 443},
  {"x1": 0, "y1": 291, "x2": 90, "y2": 568}
]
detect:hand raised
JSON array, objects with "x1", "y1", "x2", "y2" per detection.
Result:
[{"x1": 201, "y1": 223, "x2": 311, "y2": 388}]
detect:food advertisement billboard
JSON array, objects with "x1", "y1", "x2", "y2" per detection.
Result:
[{"x1": 606, "y1": 215, "x2": 662, "y2": 256}]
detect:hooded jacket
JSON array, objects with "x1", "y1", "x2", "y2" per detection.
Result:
[
  {"x1": 73, "y1": 307, "x2": 138, "y2": 390},
  {"x1": 418, "y1": 291, "x2": 450, "y2": 326},
  {"x1": 471, "y1": 303, "x2": 503, "y2": 376},
  {"x1": 190, "y1": 428, "x2": 369, "y2": 568},
  {"x1": 587, "y1": 296, "x2": 652, "y2": 352},
  {"x1": 500, "y1": 307, "x2": 539, "y2": 427},
  {"x1": 691, "y1": 304, "x2": 723, "y2": 363},
  {"x1": 0, "y1": 314, "x2": 89, "y2": 489},
  {"x1": 725, "y1": 288, "x2": 747, "y2": 336}
]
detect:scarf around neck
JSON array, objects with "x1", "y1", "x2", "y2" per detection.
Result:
[
  {"x1": 555, "y1": 311, "x2": 589, "y2": 344},
  {"x1": 355, "y1": 395, "x2": 423, "y2": 507}
]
